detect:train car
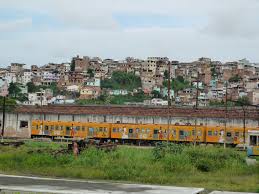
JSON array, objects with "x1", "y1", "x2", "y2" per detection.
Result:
[
  {"x1": 31, "y1": 120, "x2": 258, "y2": 147},
  {"x1": 110, "y1": 123, "x2": 154, "y2": 142},
  {"x1": 110, "y1": 123, "x2": 206, "y2": 143},
  {"x1": 205, "y1": 126, "x2": 245, "y2": 145},
  {"x1": 86, "y1": 122, "x2": 111, "y2": 139},
  {"x1": 31, "y1": 120, "x2": 42, "y2": 137},
  {"x1": 176, "y1": 125, "x2": 205, "y2": 143}
]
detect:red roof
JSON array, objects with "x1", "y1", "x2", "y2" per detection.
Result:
[{"x1": 13, "y1": 105, "x2": 259, "y2": 119}]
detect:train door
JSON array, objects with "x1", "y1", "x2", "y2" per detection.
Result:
[
  {"x1": 65, "y1": 122, "x2": 72, "y2": 136},
  {"x1": 179, "y1": 129, "x2": 185, "y2": 141},
  {"x1": 226, "y1": 129, "x2": 234, "y2": 144},
  {"x1": 128, "y1": 127, "x2": 134, "y2": 139},
  {"x1": 43, "y1": 122, "x2": 50, "y2": 136},
  {"x1": 247, "y1": 130, "x2": 259, "y2": 156},
  {"x1": 153, "y1": 128, "x2": 159, "y2": 140},
  {"x1": 88, "y1": 124, "x2": 95, "y2": 138}
]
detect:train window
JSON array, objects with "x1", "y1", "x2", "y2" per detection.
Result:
[
  {"x1": 154, "y1": 129, "x2": 158, "y2": 134},
  {"x1": 142, "y1": 129, "x2": 145, "y2": 133},
  {"x1": 136, "y1": 128, "x2": 139, "y2": 133},
  {"x1": 99, "y1": 127, "x2": 103, "y2": 132},
  {"x1": 113, "y1": 128, "x2": 116, "y2": 132},
  {"x1": 36, "y1": 125, "x2": 38, "y2": 130},
  {"x1": 198, "y1": 130, "x2": 202, "y2": 136},
  {"x1": 20, "y1": 121, "x2": 28, "y2": 128},
  {"x1": 227, "y1": 132, "x2": 232, "y2": 137},
  {"x1": 146, "y1": 129, "x2": 150, "y2": 133},
  {"x1": 82, "y1": 127, "x2": 85, "y2": 131},
  {"x1": 45, "y1": 126, "x2": 49, "y2": 130},
  {"x1": 55, "y1": 126, "x2": 58, "y2": 130},
  {"x1": 250, "y1": 136, "x2": 257, "y2": 146},
  {"x1": 76, "y1": 126, "x2": 80, "y2": 131},
  {"x1": 119, "y1": 128, "x2": 122, "y2": 132},
  {"x1": 208, "y1": 131, "x2": 212, "y2": 136},
  {"x1": 129, "y1": 128, "x2": 133, "y2": 133},
  {"x1": 60, "y1": 126, "x2": 63, "y2": 130},
  {"x1": 235, "y1": 132, "x2": 239, "y2": 137},
  {"x1": 192, "y1": 130, "x2": 196, "y2": 136},
  {"x1": 214, "y1": 131, "x2": 218, "y2": 136},
  {"x1": 104, "y1": 127, "x2": 107, "y2": 132},
  {"x1": 51, "y1": 125, "x2": 54, "y2": 130},
  {"x1": 179, "y1": 130, "x2": 184, "y2": 136}
]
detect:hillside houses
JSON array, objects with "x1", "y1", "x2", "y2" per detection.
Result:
[{"x1": 1, "y1": 56, "x2": 259, "y2": 107}]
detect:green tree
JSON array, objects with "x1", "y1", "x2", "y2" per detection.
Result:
[
  {"x1": 8, "y1": 82, "x2": 21, "y2": 98},
  {"x1": 164, "y1": 70, "x2": 169, "y2": 79},
  {"x1": 235, "y1": 96, "x2": 250, "y2": 106},
  {"x1": 0, "y1": 96, "x2": 17, "y2": 106},
  {"x1": 17, "y1": 94, "x2": 28, "y2": 102},
  {"x1": 101, "y1": 71, "x2": 141, "y2": 91},
  {"x1": 27, "y1": 82, "x2": 38, "y2": 93},
  {"x1": 49, "y1": 82, "x2": 60, "y2": 96},
  {"x1": 70, "y1": 58, "x2": 75, "y2": 71},
  {"x1": 229, "y1": 74, "x2": 242, "y2": 83},
  {"x1": 163, "y1": 76, "x2": 190, "y2": 94},
  {"x1": 176, "y1": 76, "x2": 185, "y2": 83},
  {"x1": 151, "y1": 90, "x2": 162, "y2": 98},
  {"x1": 87, "y1": 69, "x2": 94, "y2": 78}
]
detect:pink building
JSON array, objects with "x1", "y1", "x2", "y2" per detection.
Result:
[{"x1": 0, "y1": 80, "x2": 9, "y2": 97}]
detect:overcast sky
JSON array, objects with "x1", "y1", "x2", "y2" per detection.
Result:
[{"x1": 0, "y1": 0, "x2": 259, "y2": 67}]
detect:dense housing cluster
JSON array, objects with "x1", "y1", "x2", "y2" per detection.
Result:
[{"x1": 1, "y1": 56, "x2": 259, "y2": 106}]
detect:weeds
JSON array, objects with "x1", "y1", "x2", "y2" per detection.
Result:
[{"x1": 0, "y1": 141, "x2": 258, "y2": 192}]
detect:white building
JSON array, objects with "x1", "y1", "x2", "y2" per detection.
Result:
[
  {"x1": 24, "y1": 91, "x2": 48, "y2": 106},
  {"x1": 144, "y1": 98, "x2": 168, "y2": 106},
  {"x1": 67, "y1": 85, "x2": 79, "y2": 92},
  {"x1": 40, "y1": 71, "x2": 59, "y2": 86},
  {"x1": 109, "y1": 89, "x2": 128, "y2": 96},
  {"x1": 0, "y1": 78, "x2": 8, "y2": 97},
  {"x1": 63, "y1": 63, "x2": 71, "y2": 73},
  {"x1": 86, "y1": 78, "x2": 100, "y2": 87},
  {"x1": 21, "y1": 71, "x2": 32, "y2": 85},
  {"x1": 5, "y1": 72, "x2": 17, "y2": 84}
]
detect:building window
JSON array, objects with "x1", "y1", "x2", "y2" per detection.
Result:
[{"x1": 20, "y1": 121, "x2": 28, "y2": 128}]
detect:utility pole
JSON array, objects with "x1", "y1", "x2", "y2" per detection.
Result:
[
  {"x1": 242, "y1": 105, "x2": 246, "y2": 150},
  {"x1": 167, "y1": 61, "x2": 171, "y2": 145},
  {"x1": 194, "y1": 72, "x2": 199, "y2": 147},
  {"x1": 224, "y1": 82, "x2": 228, "y2": 149},
  {"x1": 40, "y1": 89, "x2": 43, "y2": 134},
  {"x1": 1, "y1": 96, "x2": 6, "y2": 142}
]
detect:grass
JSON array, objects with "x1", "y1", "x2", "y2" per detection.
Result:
[{"x1": 0, "y1": 141, "x2": 258, "y2": 192}]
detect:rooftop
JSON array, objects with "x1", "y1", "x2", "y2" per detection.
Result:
[{"x1": 11, "y1": 105, "x2": 259, "y2": 119}]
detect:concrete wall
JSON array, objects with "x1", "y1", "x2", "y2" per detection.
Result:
[
  {"x1": 0, "y1": 113, "x2": 31, "y2": 138},
  {"x1": 0, "y1": 112, "x2": 258, "y2": 138}
]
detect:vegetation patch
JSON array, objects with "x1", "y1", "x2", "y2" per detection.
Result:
[
  {"x1": 101, "y1": 71, "x2": 141, "y2": 91},
  {"x1": 0, "y1": 141, "x2": 258, "y2": 192}
]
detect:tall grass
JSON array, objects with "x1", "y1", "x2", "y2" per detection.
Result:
[{"x1": 0, "y1": 141, "x2": 258, "y2": 192}]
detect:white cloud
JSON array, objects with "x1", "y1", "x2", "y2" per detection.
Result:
[
  {"x1": 0, "y1": 0, "x2": 259, "y2": 66},
  {"x1": 0, "y1": 18, "x2": 32, "y2": 32}
]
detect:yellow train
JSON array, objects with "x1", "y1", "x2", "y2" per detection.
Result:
[{"x1": 31, "y1": 120, "x2": 259, "y2": 146}]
